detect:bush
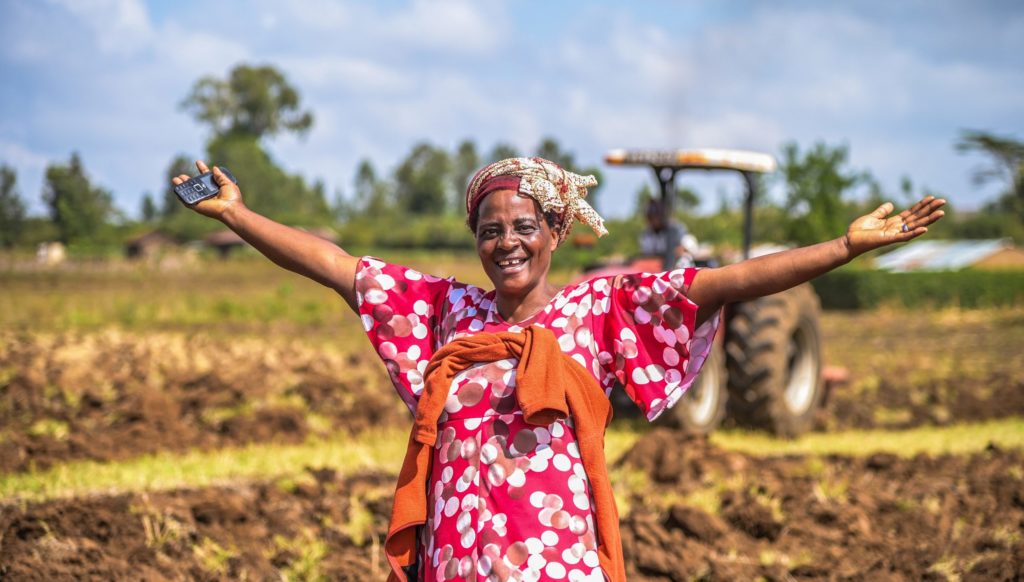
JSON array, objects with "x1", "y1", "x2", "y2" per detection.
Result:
[{"x1": 811, "y1": 269, "x2": 1024, "y2": 310}]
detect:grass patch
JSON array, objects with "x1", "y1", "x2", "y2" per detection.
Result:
[
  {"x1": 0, "y1": 428, "x2": 409, "y2": 503},
  {"x1": 711, "y1": 417, "x2": 1024, "y2": 457},
  {"x1": 194, "y1": 537, "x2": 236, "y2": 576},
  {"x1": 274, "y1": 530, "x2": 328, "y2": 582},
  {"x1": 3, "y1": 419, "x2": 1020, "y2": 504},
  {"x1": 0, "y1": 253, "x2": 578, "y2": 336}
]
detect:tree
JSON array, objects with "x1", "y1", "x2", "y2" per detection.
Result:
[
  {"x1": 0, "y1": 164, "x2": 26, "y2": 247},
  {"x1": 488, "y1": 142, "x2": 520, "y2": 164},
  {"x1": 779, "y1": 141, "x2": 865, "y2": 246},
  {"x1": 140, "y1": 193, "x2": 157, "y2": 222},
  {"x1": 161, "y1": 155, "x2": 195, "y2": 217},
  {"x1": 956, "y1": 129, "x2": 1024, "y2": 220},
  {"x1": 352, "y1": 158, "x2": 393, "y2": 216},
  {"x1": 451, "y1": 139, "x2": 480, "y2": 210},
  {"x1": 206, "y1": 134, "x2": 330, "y2": 223},
  {"x1": 169, "y1": 64, "x2": 329, "y2": 234},
  {"x1": 394, "y1": 142, "x2": 452, "y2": 214},
  {"x1": 181, "y1": 64, "x2": 314, "y2": 140},
  {"x1": 535, "y1": 136, "x2": 576, "y2": 169},
  {"x1": 42, "y1": 153, "x2": 114, "y2": 245}
]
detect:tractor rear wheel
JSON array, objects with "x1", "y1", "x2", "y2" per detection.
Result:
[
  {"x1": 725, "y1": 284, "x2": 824, "y2": 436},
  {"x1": 659, "y1": 343, "x2": 727, "y2": 434}
]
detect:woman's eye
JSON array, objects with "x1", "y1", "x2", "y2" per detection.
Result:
[{"x1": 517, "y1": 225, "x2": 536, "y2": 234}]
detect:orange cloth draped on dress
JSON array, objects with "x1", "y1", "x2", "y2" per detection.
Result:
[{"x1": 384, "y1": 326, "x2": 626, "y2": 582}]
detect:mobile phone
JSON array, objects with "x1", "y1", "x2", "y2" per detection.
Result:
[{"x1": 173, "y1": 167, "x2": 238, "y2": 205}]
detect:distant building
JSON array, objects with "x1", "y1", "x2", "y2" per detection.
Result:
[
  {"x1": 874, "y1": 239, "x2": 1024, "y2": 272},
  {"x1": 124, "y1": 231, "x2": 178, "y2": 260},
  {"x1": 36, "y1": 242, "x2": 66, "y2": 266},
  {"x1": 298, "y1": 226, "x2": 340, "y2": 244},
  {"x1": 204, "y1": 229, "x2": 247, "y2": 258},
  {"x1": 204, "y1": 226, "x2": 338, "y2": 258}
]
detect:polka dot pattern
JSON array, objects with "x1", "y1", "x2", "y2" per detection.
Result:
[{"x1": 356, "y1": 258, "x2": 719, "y2": 580}]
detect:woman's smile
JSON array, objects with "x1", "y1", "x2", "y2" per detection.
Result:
[{"x1": 495, "y1": 255, "x2": 529, "y2": 272}]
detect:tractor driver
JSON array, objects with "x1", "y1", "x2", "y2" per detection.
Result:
[{"x1": 639, "y1": 198, "x2": 692, "y2": 270}]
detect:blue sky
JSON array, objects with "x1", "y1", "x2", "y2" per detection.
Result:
[{"x1": 2, "y1": 0, "x2": 1022, "y2": 220}]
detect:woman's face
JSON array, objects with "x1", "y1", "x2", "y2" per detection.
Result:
[{"x1": 474, "y1": 189, "x2": 558, "y2": 300}]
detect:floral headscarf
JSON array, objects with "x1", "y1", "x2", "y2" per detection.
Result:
[{"x1": 466, "y1": 157, "x2": 607, "y2": 245}]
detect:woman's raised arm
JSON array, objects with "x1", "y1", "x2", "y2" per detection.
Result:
[
  {"x1": 172, "y1": 160, "x2": 361, "y2": 311},
  {"x1": 687, "y1": 195, "x2": 946, "y2": 325}
]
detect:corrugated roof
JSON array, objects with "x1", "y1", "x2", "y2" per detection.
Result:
[{"x1": 874, "y1": 239, "x2": 1012, "y2": 272}]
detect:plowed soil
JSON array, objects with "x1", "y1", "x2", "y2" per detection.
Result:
[
  {"x1": 0, "y1": 331, "x2": 407, "y2": 474},
  {"x1": 2, "y1": 431, "x2": 1021, "y2": 581},
  {"x1": 4, "y1": 313, "x2": 1024, "y2": 474}
]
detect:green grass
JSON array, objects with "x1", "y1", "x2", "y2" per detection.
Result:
[
  {"x1": 4, "y1": 419, "x2": 1022, "y2": 504},
  {"x1": 711, "y1": 417, "x2": 1024, "y2": 457},
  {"x1": 0, "y1": 428, "x2": 409, "y2": 503},
  {"x1": 0, "y1": 252, "x2": 578, "y2": 337}
]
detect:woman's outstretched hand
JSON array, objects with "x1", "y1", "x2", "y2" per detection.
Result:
[
  {"x1": 171, "y1": 160, "x2": 243, "y2": 221},
  {"x1": 845, "y1": 195, "x2": 946, "y2": 257}
]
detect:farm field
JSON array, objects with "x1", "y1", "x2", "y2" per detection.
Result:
[{"x1": 1, "y1": 257, "x2": 1022, "y2": 580}]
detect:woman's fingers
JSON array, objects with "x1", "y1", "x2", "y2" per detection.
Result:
[
  {"x1": 196, "y1": 160, "x2": 210, "y2": 174},
  {"x1": 898, "y1": 196, "x2": 945, "y2": 231},
  {"x1": 909, "y1": 200, "x2": 945, "y2": 224},
  {"x1": 212, "y1": 165, "x2": 232, "y2": 186},
  {"x1": 869, "y1": 202, "x2": 894, "y2": 219},
  {"x1": 898, "y1": 195, "x2": 933, "y2": 220},
  {"x1": 903, "y1": 204, "x2": 945, "y2": 231},
  {"x1": 171, "y1": 173, "x2": 190, "y2": 186}
]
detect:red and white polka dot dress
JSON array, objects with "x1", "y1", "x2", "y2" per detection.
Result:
[{"x1": 355, "y1": 258, "x2": 719, "y2": 582}]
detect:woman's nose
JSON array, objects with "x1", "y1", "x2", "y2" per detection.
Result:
[{"x1": 497, "y1": 230, "x2": 520, "y2": 249}]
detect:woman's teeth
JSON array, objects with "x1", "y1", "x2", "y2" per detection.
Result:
[{"x1": 498, "y1": 258, "x2": 525, "y2": 267}]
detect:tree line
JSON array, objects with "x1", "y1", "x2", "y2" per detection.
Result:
[{"x1": 1, "y1": 63, "x2": 1022, "y2": 255}]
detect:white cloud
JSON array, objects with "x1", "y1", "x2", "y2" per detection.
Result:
[
  {"x1": 279, "y1": 56, "x2": 413, "y2": 94},
  {"x1": 273, "y1": 0, "x2": 350, "y2": 31},
  {"x1": 0, "y1": 141, "x2": 52, "y2": 214},
  {"x1": 47, "y1": 0, "x2": 154, "y2": 55},
  {"x1": 153, "y1": 24, "x2": 249, "y2": 75},
  {"x1": 383, "y1": 0, "x2": 508, "y2": 55},
  {"x1": 0, "y1": 140, "x2": 49, "y2": 170}
]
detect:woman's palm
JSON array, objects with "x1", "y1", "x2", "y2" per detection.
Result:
[{"x1": 846, "y1": 195, "x2": 946, "y2": 255}]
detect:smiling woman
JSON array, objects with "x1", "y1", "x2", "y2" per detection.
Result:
[{"x1": 172, "y1": 155, "x2": 944, "y2": 582}]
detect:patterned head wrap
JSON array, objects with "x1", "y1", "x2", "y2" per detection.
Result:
[{"x1": 466, "y1": 157, "x2": 607, "y2": 245}]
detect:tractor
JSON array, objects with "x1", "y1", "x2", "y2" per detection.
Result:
[{"x1": 599, "y1": 149, "x2": 827, "y2": 437}]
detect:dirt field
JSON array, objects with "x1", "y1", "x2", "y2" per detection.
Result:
[
  {"x1": 2, "y1": 308, "x2": 1022, "y2": 474},
  {"x1": 1, "y1": 263, "x2": 1022, "y2": 581},
  {"x1": 0, "y1": 331, "x2": 404, "y2": 474},
  {"x1": 2, "y1": 432, "x2": 1020, "y2": 581}
]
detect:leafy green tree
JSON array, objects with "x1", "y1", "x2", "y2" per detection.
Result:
[
  {"x1": 42, "y1": 153, "x2": 114, "y2": 245},
  {"x1": 394, "y1": 142, "x2": 452, "y2": 214},
  {"x1": 353, "y1": 159, "x2": 393, "y2": 216},
  {"x1": 488, "y1": 142, "x2": 520, "y2": 164},
  {"x1": 956, "y1": 129, "x2": 1024, "y2": 220},
  {"x1": 161, "y1": 154, "x2": 195, "y2": 217},
  {"x1": 181, "y1": 64, "x2": 313, "y2": 140},
  {"x1": 0, "y1": 165, "x2": 26, "y2": 247},
  {"x1": 779, "y1": 141, "x2": 865, "y2": 246},
  {"x1": 171, "y1": 64, "x2": 329, "y2": 234},
  {"x1": 535, "y1": 136, "x2": 576, "y2": 169},
  {"x1": 206, "y1": 134, "x2": 330, "y2": 224},
  {"x1": 140, "y1": 193, "x2": 157, "y2": 222},
  {"x1": 451, "y1": 139, "x2": 480, "y2": 210}
]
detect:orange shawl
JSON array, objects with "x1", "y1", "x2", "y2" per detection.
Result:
[{"x1": 384, "y1": 326, "x2": 626, "y2": 581}]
